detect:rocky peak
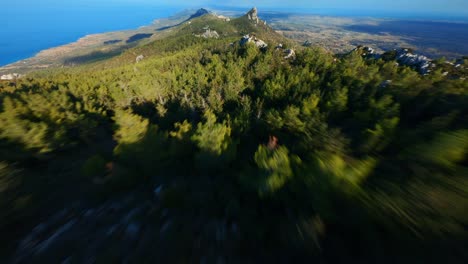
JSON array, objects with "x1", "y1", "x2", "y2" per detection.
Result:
[
  {"x1": 246, "y1": 7, "x2": 260, "y2": 24},
  {"x1": 188, "y1": 8, "x2": 210, "y2": 20}
]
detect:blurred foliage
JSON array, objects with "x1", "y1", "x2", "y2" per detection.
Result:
[
  {"x1": 81, "y1": 155, "x2": 107, "y2": 178},
  {"x1": 192, "y1": 110, "x2": 236, "y2": 170},
  {"x1": 253, "y1": 144, "x2": 294, "y2": 194}
]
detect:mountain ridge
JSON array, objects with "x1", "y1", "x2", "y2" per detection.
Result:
[
  {"x1": 186, "y1": 8, "x2": 211, "y2": 21},
  {"x1": 0, "y1": 7, "x2": 282, "y2": 75},
  {"x1": 1, "y1": 7, "x2": 467, "y2": 77}
]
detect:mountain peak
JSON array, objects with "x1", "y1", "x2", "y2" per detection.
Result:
[
  {"x1": 248, "y1": 7, "x2": 258, "y2": 14},
  {"x1": 246, "y1": 7, "x2": 259, "y2": 24},
  {"x1": 187, "y1": 8, "x2": 211, "y2": 20}
]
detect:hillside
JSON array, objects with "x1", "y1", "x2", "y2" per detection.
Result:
[
  {"x1": 0, "y1": 8, "x2": 211, "y2": 75},
  {"x1": 0, "y1": 8, "x2": 290, "y2": 76},
  {"x1": 0, "y1": 7, "x2": 467, "y2": 264}
]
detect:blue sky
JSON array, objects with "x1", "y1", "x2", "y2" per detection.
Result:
[{"x1": 8, "y1": 0, "x2": 468, "y2": 13}]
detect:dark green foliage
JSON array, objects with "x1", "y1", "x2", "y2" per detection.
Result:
[
  {"x1": 252, "y1": 144, "x2": 294, "y2": 194},
  {"x1": 381, "y1": 49, "x2": 398, "y2": 61},
  {"x1": 191, "y1": 110, "x2": 236, "y2": 170},
  {"x1": 126, "y1": 33, "x2": 153, "y2": 43},
  {"x1": 0, "y1": 83, "x2": 106, "y2": 160},
  {"x1": 82, "y1": 155, "x2": 107, "y2": 178}
]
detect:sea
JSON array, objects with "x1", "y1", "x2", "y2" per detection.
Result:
[{"x1": 0, "y1": 4, "x2": 182, "y2": 66}]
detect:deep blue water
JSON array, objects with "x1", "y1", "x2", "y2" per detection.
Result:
[{"x1": 0, "y1": 5, "x2": 182, "y2": 66}]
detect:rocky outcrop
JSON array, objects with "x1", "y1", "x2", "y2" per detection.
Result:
[
  {"x1": 246, "y1": 7, "x2": 260, "y2": 24},
  {"x1": 395, "y1": 48, "x2": 433, "y2": 75},
  {"x1": 135, "y1": 55, "x2": 144, "y2": 63},
  {"x1": 240, "y1": 34, "x2": 268, "y2": 49},
  {"x1": 201, "y1": 29, "x2": 220, "y2": 39},
  {"x1": 356, "y1": 46, "x2": 435, "y2": 75},
  {"x1": 239, "y1": 35, "x2": 250, "y2": 46},
  {"x1": 194, "y1": 27, "x2": 220, "y2": 39},
  {"x1": 362, "y1": 46, "x2": 375, "y2": 55},
  {"x1": 0, "y1": 73, "x2": 21, "y2": 80},
  {"x1": 354, "y1": 46, "x2": 381, "y2": 60},
  {"x1": 284, "y1": 49, "x2": 296, "y2": 59},
  {"x1": 216, "y1": 15, "x2": 231, "y2": 22},
  {"x1": 303, "y1": 40, "x2": 312, "y2": 47}
]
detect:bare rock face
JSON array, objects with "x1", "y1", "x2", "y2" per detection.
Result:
[
  {"x1": 357, "y1": 46, "x2": 436, "y2": 75},
  {"x1": 363, "y1": 46, "x2": 375, "y2": 54},
  {"x1": 396, "y1": 49, "x2": 433, "y2": 75},
  {"x1": 240, "y1": 34, "x2": 268, "y2": 49},
  {"x1": 135, "y1": 55, "x2": 144, "y2": 63},
  {"x1": 0, "y1": 73, "x2": 21, "y2": 80},
  {"x1": 201, "y1": 29, "x2": 220, "y2": 39},
  {"x1": 284, "y1": 49, "x2": 296, "y2": 59},
  {"x1": 354, "y1": 46, "x2": 381, "y2": 60},
  {"x1": 247, "y1": 7, "x2": 259, "y2": 24}
]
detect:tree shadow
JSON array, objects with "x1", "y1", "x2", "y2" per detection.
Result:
[
  {"x1": 103, "y1": 39, "x2": 122, "y2": 45},
  {"x1": 126, "y1": 33, "x2": 153, "y2": 44},
  {"x1": 63, "y1": 49, "x2": 125, "y2": 65},
  {"x1": 156, "y1": 25, "x2": 175, "y2": 32}
]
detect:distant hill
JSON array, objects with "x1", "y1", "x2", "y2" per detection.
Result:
[{"x1": 186, "y1": 8, "x2": 211, "y2": 21}]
